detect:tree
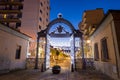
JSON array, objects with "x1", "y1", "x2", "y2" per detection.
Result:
[
  {"x1": 56, "y1": 49, "x2": 60, "y2": 60},
  {"x1": 50, "y1": 48, "x2": 56, "y2": 62}
]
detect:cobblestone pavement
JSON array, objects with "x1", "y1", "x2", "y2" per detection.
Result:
[
  {"x1": 69, "y1": 69, "x2": 115, "y2": 80},
  {"x1": 0, "y1": 68, "x2": 115, "y2": 80},
  {"x1": 0, "y1": 69, "x2": 42, "y2": 80}
]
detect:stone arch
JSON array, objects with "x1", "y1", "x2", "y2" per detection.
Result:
[
  {"x1": 35, "y1": 17, "x2": 84, "y2": 72},
  {"x1": 46, "y1": 18, "x2": 75, "y2": 34}
]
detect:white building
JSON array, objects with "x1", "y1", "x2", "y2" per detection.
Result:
[{"x1": 0, "y1": 24, "x2": 30, "y2": 73}]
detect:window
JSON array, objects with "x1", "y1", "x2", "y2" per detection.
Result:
[
  {"x1": 47, "y1": 6, "x2": 49, "y2": 10},
  {"x1": 47, "y1": 0, "x2": 49, "y2": 4},
  {"x1": 39, "y1": 25, "x2": 41, "y2": 30},
  {"x1": 17, "y1": 13, "x2": 22, "y2": 18},
  {"x1": 46, "y1": 12, "x2": 48, "y2": 16},
  {"x1": 3, "y1": 14, "x2": 7, "y2": 19},
  {"x1": 94, "y1": 43, "x2": 99, "y2": 61},
  {"x1": 40, "y1": 2, "x2": 43, "y2": 6},
  {"x1": 46, "y1": 18, "x2": 48, "y2": 22},
  {"x1": 15, "y1": 45, "x2": 21, "y2": 59},
  {"x1": 16, "y1": 22, "x2": 21, "y2": 28},
  {"x1": 39, "y1": 17, "x2": 42, "y2": 21},
  {"x1": 101, "y1": 37, "x2": 109, "y2": 61},
  {"x1": 40, "y1": 10, "x2": 42, "y2": 13}
]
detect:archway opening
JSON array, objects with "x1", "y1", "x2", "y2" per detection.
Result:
[
  {"x1": 35, "y1": 17, "x2": 84, "y2": 71},
  {"x1": 48, "y1": 23, "x2": 73, "y2": 69},
  {"x1": 45, "y1": 18, "x2": 78, "y2": 71}
]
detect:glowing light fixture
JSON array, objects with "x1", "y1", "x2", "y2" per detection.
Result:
[{"x1": 86, "y1": 39, "x2": 90, "y2": 44}]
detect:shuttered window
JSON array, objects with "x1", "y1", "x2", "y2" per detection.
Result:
[
  {"x1": 101, "y1": 37, "x2": 109, "y2": 61},
  {"x1": 15, "y1": 45, "x2": 21, "y2": 59},
  {"x1": 94, "y1": 43, "x2": 99, "y2": 61}
]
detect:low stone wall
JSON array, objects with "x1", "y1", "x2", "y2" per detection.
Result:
[
  {"x1": 76, "y1": 58, "x2": 94, "y2": 70},
  {"x1": 95, "y1": 61, "x2": 118, "y2": 80},
  {"x1": 26, "y1": 58, "x2": 44, "y2": 69}
]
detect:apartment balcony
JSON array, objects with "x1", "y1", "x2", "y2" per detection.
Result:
[
  {"x1": 83, "y1": 29, "x2": 87, "y2": 34},
  {"x1": 0, "y1": 2, "x2": 23, "y2": 6},
  {"x1": 0, "y1": 18, "x2": 21, "y2": 23},
  {"x1": 0, "y1": 5, "x2": 23, "y2": 10},
  {"x1": 82, "y1": 18, "x2": 87, "y2": 24},
  {"x1": 81, "y1": 23, "x2": 89, "y2": 30},
  {"x1": 1, "y1": 21, "x2": 21, "y2": 29},
  {"x1": 0, "y1": 10, "x2": 22, "y2": 14},
  {"x1": 89, "y1": 25, "x2": 96, "y2": 35},
  {"x1": 0, "y1": 0, "x2": 24, "y2": 2},
  {"x1": 82, "y1": 25, "x2": 96, "y2": 39},
  {"x1": 78, "y1": 22, "x2": 84, "y2": 31},
  {"x1": 16, "y1": 22, "x2": 21, "y2": 27},
  {"x1": 83, "y1": 34, "x2": 89, "y2": 40}
]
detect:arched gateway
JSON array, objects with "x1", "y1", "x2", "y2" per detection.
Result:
[{"x1": 34, "y1": 16, "x2": 84, "y2": 72}]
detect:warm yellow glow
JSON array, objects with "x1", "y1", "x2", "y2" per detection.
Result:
[
  {"x1": 43, "y1": 41, "x2": 46, "y2": 44},
  {"x1": 3, "y1": 14, "x2": 7, "y2": 19},
  {"x1": 11, "y1": 0, "x2": 14, "y2": 2},
  {"x1": 86, "y1": 39, "x2": 91, "y2": 43},
  {"x1": 39, "y1": 47, "x2": 42, "y2": 53},
  {"x1": 39, "y1": 47, "x2": 44, "y2": 58}
]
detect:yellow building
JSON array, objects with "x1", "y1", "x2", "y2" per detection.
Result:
[
  {"x1": 79, "y1": 8, "x2": 104, "y2": 58},
  {"x1": 90, "y1": 10, "x2": 120, "y2": 80},
  {"x1": 79, "y1": 8, "x2": 104, "y2": 40}
]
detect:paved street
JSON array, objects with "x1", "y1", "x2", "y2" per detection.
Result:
[
  {"x1": 0, "y1": 67, "x2": 114, "y2": 80},
  {"x1": 39, "y1": 68, "x2": 69, "y2": 80}
]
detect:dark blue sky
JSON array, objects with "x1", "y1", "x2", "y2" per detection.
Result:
[{"x1": 50, "y1": 0, "x2": 120, "y2": 29}]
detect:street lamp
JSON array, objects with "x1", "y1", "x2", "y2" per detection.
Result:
[{"x1": 86, "y1": 39, "x2": 90, "y2": 44}]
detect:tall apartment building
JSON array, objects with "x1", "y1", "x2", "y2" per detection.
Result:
[
  {"x1": 20, "y1": 0, "x2": 50, "y2": 58},
  {"x1": 0, "y1": 0, "x2": 50, "y2": 58},
  {"x1": 79, "y1": 8, "x2": 104, "y2": 40},
  {"x1": 78, "y1": 9, "x2": 104, "y2": 58},
  {"x1": 0, "y1": 0, "x2": 23, "y2": 30}
]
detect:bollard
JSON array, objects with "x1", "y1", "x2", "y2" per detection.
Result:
[
  {"x1": 41, "y1": 63, "x2": 44, "y2": 72},
  {"x1": 71, "y1": 64, "x2": 74, "y2": 72}
]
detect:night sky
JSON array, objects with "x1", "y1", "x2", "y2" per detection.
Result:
[{"x1": 50, "y1": 0, "x2": 120, "y2": 29}]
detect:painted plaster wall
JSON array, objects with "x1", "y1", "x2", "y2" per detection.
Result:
[
  {"x1": 0, "y1": 24, "x2": 29, "y2": 71},
  {"x1": 90, "y1": 14, "x2": 118, "y2": 79}
]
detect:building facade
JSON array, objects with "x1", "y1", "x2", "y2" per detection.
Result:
[
  {"x1": 0, "y1": 0, "x2": 50, "y2": 58},
  {"x1": 79, "y1": 9, "x2": 120, "y2": 79},
  {"x1": 0, "y1": 0, "x2": 50, "y2": 70},
  {"x1": 20, "y1": 0, "x2": 50, "y2": 58},
  {"x1": 79, "y1": 8, "x2": 104, "y2": 40},
  {"x1": 90, "y1": 10, "x2": 120, "y2": 80},
  {"x1": 0, "y1": 0, "x2": 23, "y2": 30},
  {"x1": 79, "y1": 8, "x2": 104, "y2": 58},
  {"x1": 0, "y1": 24, "x2": 30, "y2": 73}
]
